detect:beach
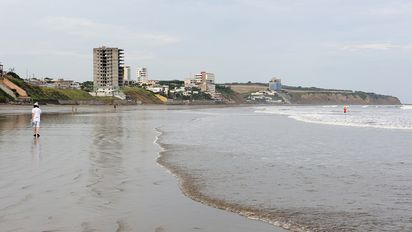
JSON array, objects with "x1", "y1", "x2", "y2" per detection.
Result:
[
  {"x1": 1, "y1": 104, "x2": 412, "y2": 232},
  {"x1": 0, "y1": 105, "x2": 284, "y2": 232}
]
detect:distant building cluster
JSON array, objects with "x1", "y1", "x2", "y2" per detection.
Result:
[
  {"x1": 25, "y1": 78, "x2": 81, "y2": 90},
  {"x1": 184, "y1": 71, "x2": 216, "y2": 96},
  {"x1": 247, "y1": 77, "x2": 284, "y2": 103},
  {"x1": 1, "y1": 48, "x2": 287, "y2": 105},
  {"x1": 91, "y1": 45, "x2": 221, "y2": 100}
]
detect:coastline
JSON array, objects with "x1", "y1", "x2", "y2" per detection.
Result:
[
  {"x1": 153, "y1": 106, "x2": 412, "y2": 232},
  {"x1": 0, "y1": 105, "x2": 285, "y2": 232},
  {"x1": 155, "y1": 128, "x2": 302, "y2": 232}
]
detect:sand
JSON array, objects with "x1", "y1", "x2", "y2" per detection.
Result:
[{"x1": 0, "y1": 105, "x2": 285, "y2": 232}]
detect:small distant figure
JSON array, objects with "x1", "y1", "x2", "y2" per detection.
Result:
[
  {"x1": 71, "y1": 106, "x2": 78, "y2": 114},
  {"x1": 32, "y1": 102, "x2": 42, "y2": 137},
  {"x1": 343, "y1": 105, "x2": 348, "y2": 114}
]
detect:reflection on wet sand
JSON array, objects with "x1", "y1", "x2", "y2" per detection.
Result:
[
  {"x1": 0, "y1": 107, "x2": 285, "y2": 232},
  {"x1": 0, "y1": 114, "x2": 31, "y2": 130},
  {"x1": 88, "y1": 114, "x2": 125, "y2": 205},
  {"x1": 31, "y1": 138, "x2": 41, "y2": 165}
]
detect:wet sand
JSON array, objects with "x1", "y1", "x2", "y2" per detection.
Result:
[{"x1": 0, "y1": 105, "x2": 285, "y2": 232}]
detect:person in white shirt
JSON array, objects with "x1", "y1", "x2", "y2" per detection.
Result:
[{"x1": 31, "y1": 102, "x2": 42, "y2": 137}]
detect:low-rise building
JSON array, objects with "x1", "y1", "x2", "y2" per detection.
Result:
[
  {"x1": 147, "y1": 80, "x2": 158, "y2": 86},
  {"x1": 53, "y1": 79, "x2": 81, "y2": 89},
  {"x1": 248, "y1": 90, "x2": 283, "y2": 103}
]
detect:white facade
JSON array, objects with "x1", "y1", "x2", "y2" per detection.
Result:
[
  {"x1": 269, "y1": 77, "x2": 282, "y2": 91},
  {"x1": 123, "y1": 66, "x2": 131, "y2": 83},
  {"x1": 183, "y1": 71, "x2": 217, "y2": 97},
  {"x1": 136, "y1": 67, "x2": 148, "y2": 83},
  {"x1": 204, "y1": 72, "x2": 215, "y2": 84}
]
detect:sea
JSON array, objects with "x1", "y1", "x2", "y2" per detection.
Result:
[
  {"x1": 1, "y1": 105, "x2": 411, "y2": 231},
  {"x1": 158, "y1": 105, "x2": 412, "y2": 231}
]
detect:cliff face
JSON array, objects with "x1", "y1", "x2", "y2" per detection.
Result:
[{"x1": 288, "y1": 92, "x2": 401, "y2": 105}]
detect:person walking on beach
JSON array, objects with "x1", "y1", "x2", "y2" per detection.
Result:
[{"x1": 32, "y1": 102, "x2": 41, "y2": 137}]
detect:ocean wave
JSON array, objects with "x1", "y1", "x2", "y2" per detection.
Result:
[
  {"x1": 401, "y1": 105, "x2": 412, "y2": 110},
  {"x1": 256, "y1": 106, "x2": 412, "y2": 130},
  {"x1": 322, "y1": 105, "x2": 338, "y2": 108}
]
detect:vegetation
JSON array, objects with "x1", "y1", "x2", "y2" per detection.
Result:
[
  {"x1": 224, "y1": 82, "x2": 267, "y2": 86},
  {"x1": 57, "y1": 89, "x2": 94, "y2": 100},
  {"x1": 354, "y1": 91, "x2": 385, "y2": 100},
  {"x1": 0, "y1": 88, "x2": 14, "y2": 103},
  {"x1": 158, "y1": 80, "x2": 184, "y2": 87},
  {"x1": 283, "y1": 85, "x2": 353, "y2": 92},
  {"x1": 122, "y1": 86, "x2": 163, "y2": 104},
  {"x1": 81, "y1": 81, "x2": 94, "y2": 92},
  {"x1": 5, "y1": 72, "x2": 95, "y2": 102},
  {"x1": 6, "y1": 72, "x2": 47, "y2": 100},
  {"x1": 215, "y1": 85, "x2": 245, "y2": 103}
]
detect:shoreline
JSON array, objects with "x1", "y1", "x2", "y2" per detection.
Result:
[
  {"x1": 0, "y1": 106, "x2": 285, "y2": 232},
  {"x1": 155, "y1": 128, "x2": 304, "y2": 232}
]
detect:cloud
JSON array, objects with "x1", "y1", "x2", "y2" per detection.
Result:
[
  {"x1": 1, "y1": 48, "x2": 90, "y2": 59},
  {"x1": 367, "y1": 2, "x2": 412, "y2": 17},
  {"x1": 340, "y1": 43, "x2": 412, "y2": 51},
  {"x1": 39, "y1": 16, "x2": 180, "y2": 46}
]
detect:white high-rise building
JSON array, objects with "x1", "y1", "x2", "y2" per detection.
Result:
[
  {"x1": 136, "y1": 67, "x2": 148, "y2": 83},
  {"x1": 123, "y1": 66, "x2": 131, "y2": 84}
]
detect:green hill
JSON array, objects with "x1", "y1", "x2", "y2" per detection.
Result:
[
  {"x1": 0, "y1": 88, "x2": 14, "y2": 103},
  {"x1": 122, "y1": 86, "x2": 163, "y2": 104},
  {"x1": 2, "y1": 73, "x2": 164, "y2": 105},
  {"x1": 4, "y1": 73, "x2": 102, "y2": 103}
]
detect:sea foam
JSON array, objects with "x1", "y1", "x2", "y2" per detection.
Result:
[{"x1": 256, "y1": 105, "x2": 412, "y2": 130}]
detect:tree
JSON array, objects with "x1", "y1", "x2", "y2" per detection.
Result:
[
  {"x1": 81, "y1": 81, "x2": 94, "y2": 92},
  {"x1": 44, "y1": 77, "x2": 53, "y2": 83}
]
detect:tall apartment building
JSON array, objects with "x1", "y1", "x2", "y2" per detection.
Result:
[
  {"x1": 0, "y1": 63, "x2": 3, "y2": 77},
  {"x1": 123, "y1": 66, "x2": 131, "y2": 84},
  {"x1": 93, "y1": 46, "x2": 124, "y2": 93},
  {"x1": 136, "y1": 67, "x2": 148, "y2": 83}
]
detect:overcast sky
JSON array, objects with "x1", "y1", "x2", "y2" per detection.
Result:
[{"x1": 1, "y1": 0, "x2": 411, "y2": 103}]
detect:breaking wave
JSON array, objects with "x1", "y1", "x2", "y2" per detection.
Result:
[{"x1": 256, "y1": 105, "x2": 412, "y2": 130}]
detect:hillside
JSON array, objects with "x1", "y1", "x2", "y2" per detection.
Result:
[
  {"x1": 1, "y1": 74, "x2": 401, "y2": 105},
  {"x1": 122, "y1": 87, "x2": 163, "y2": 104},
  {"x1": 0, "y1": 88, "x2": 14, "y2": 103},
  {"x1": 215, "y1": 85, "x2": 246, "y2": 103},
  {"x1": 4, "y1": 73, "x2": 93, "y2": 103},
  {"x1": 226, "y1": 83, "x2": 401, "y2": 105},
  {"x1": 286, "y1": 91, "x2": 401, "y2": 105},
  {"x1": 0, "y1": 73, "x2": 165, "y2": 105}
]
